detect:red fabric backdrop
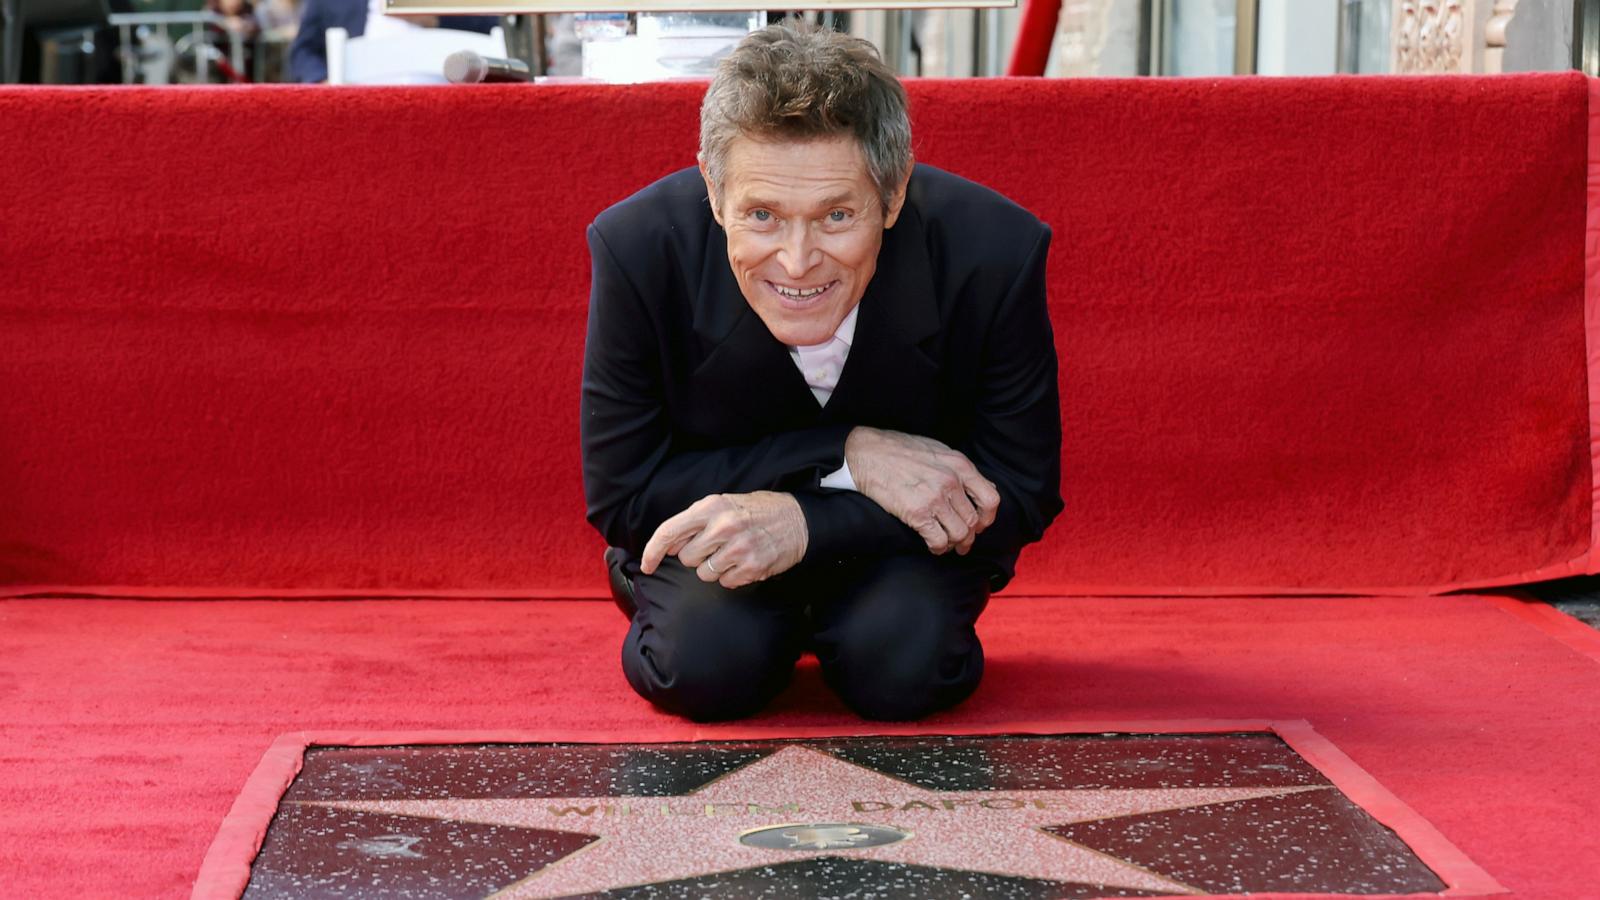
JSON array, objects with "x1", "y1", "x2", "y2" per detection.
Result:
[{"x1": 0, "y1": 75, "x2": 1592, "y2": 597}]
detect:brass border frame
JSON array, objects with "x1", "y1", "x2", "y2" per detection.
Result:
[{"x1": 195, "y1": 721, "x2": 1509, "y2": 900}]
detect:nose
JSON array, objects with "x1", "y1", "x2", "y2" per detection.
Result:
[{"x1": 776, "y1": 223, "x2": 818, "y2": 280}]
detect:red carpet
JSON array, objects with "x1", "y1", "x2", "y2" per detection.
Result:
[
  {"x1": 1, "y1": 592, "x2": 1597, "y2": 898},
  {"x1": 0, "y1": 75, "x2": 1592, "y2": 597}
]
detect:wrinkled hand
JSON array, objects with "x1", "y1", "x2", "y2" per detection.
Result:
[
  {"x1": 640, "y1": 491, "x2": 809, "y2": 589},
  {"x1": 844, "y1": 426, "x2": 1000, "y2": 555}
]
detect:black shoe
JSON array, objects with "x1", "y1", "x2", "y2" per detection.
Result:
[{"x1": 604, "y1": 547, "x2": 638, "y2": 621}]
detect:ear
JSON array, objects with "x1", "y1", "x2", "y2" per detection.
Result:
[
  {"x1": 882, "y1": 164, "x2": 913, "y2": 229},
  {"x1": 697, "y1": 155, "x2": 724, "y2": 226}
]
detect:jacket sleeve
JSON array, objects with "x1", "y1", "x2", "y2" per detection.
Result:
[
  {"x1": 791, "y1": 224, "x2": 1063, "y2": 566},
  {"x1": 287, "y1": 1, "x2": 329, "y2": 83},
  {"x1": 789, "y1": 489, "x2": 925, "y2": 561},
  {"x1": 958, "y1": 225, "x2": 1064, "y2": 558},
  {"x1": 580, "y1": 224, "x2": 862, "y2": 556}
]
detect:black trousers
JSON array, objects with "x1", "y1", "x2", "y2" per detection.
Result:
[{"x1": 613, "y1": 550, "x2": 992, "y2": 722}]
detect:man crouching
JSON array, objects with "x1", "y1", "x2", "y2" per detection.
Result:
[{"x1": 581, "y1": 21, "x2": 1062, "y2": 721}]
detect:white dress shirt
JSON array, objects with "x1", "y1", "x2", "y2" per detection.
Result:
[{"x1": 788, "y1": 304, "x2": 859, "y2": 491}]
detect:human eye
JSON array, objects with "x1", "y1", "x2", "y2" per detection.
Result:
[
  {"x1": 750, "y1": 209, "x2": 774, "y2": 223},
  {"x1": 827, "y1": 209, "x2": 852, "y2": 223}
]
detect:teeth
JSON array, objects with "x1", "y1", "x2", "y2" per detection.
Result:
[{"x1": 774, "y1": 282, "x2": 830, "y2": 299}]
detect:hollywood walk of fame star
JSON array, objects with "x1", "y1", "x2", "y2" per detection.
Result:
[{"x1": 294, "y1": 744, "x2": 1332, "y2": 897}]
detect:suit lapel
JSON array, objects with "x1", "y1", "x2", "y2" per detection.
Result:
[
  {"x1": 687, "y1": 221, "x2": 820, "y2": 440},
  {"x1": 821, "y1": 205, "x2": 942, "y2": 431}
]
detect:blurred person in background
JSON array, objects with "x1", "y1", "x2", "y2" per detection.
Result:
[
  {"x1": 208, "y1": 0, "x2": 255, "y2": 34},
  {"x1": 254, "y1": 0, "x2": 299, "y2": 38},
  {"x1": 205, "y1": 0, "x2": 258, "y2": 80}
]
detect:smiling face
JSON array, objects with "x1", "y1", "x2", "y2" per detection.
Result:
[{"x1": 702, "y1": 134, "x2": 909, "y2": 347}]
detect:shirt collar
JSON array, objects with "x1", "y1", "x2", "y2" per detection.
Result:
[
  {"x1": 835, "y1": 303, "x2": 859, "y2": 349},
  {"x1": 791, "y1": 303, "x2": 859, "y2": 353}
]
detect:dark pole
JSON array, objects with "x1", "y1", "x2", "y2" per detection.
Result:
[
  {"x1": 1136, "y1": 0, "x2": 1156, "y2": 75},
  {"x1": 1, "y1": 0, "x2": 19, "y2": 84},
  {"x1": 501, "y1": 13, "x2": 544, "y2": 78},
  {"x1": 1575, "y1": 0, "x2": 1600, "y2": 75}
]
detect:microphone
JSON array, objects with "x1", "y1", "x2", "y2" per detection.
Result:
[{"x1": 444, "y1": 50, "x2": 532, "y2": 84}]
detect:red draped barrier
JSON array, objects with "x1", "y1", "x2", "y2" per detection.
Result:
[
  {"x1": 1006, "y1": 0, "x2": 1061, "y2": 76},
  {"x1": 0, "y1": 75, "x2": 1593, "y2": 597}
]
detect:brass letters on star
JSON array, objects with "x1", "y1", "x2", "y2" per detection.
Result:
[
  {"x1": 546, "y1": 802, "x2": 801, "y2": 817},
  {"x1": 853, "y1": 798, "x2": 1074, "y2": 812},
  {"x1": 541, "y1": 797, "x2": 1086, "y2": 818}
]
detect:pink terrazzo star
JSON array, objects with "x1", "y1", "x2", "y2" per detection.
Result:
[{"x1": 301, "y1": 745, "x2": 1330, "y2": 897}]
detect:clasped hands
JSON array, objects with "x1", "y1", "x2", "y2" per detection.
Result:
[{"x1": 640, "y1": 426, "x2": 1000, "y2": 588}]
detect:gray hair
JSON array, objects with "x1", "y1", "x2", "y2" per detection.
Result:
[{"x1": 699, "y1": 20, "x2": 913, "y2": 215}]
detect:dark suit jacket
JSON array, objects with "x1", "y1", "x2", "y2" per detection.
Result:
[
  {"x1": 580, "y1": 163, "x2": 1063, "y2": 588},
  {"x1": 288, "y1": 0, "x2": 498, "y2": 83}
]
